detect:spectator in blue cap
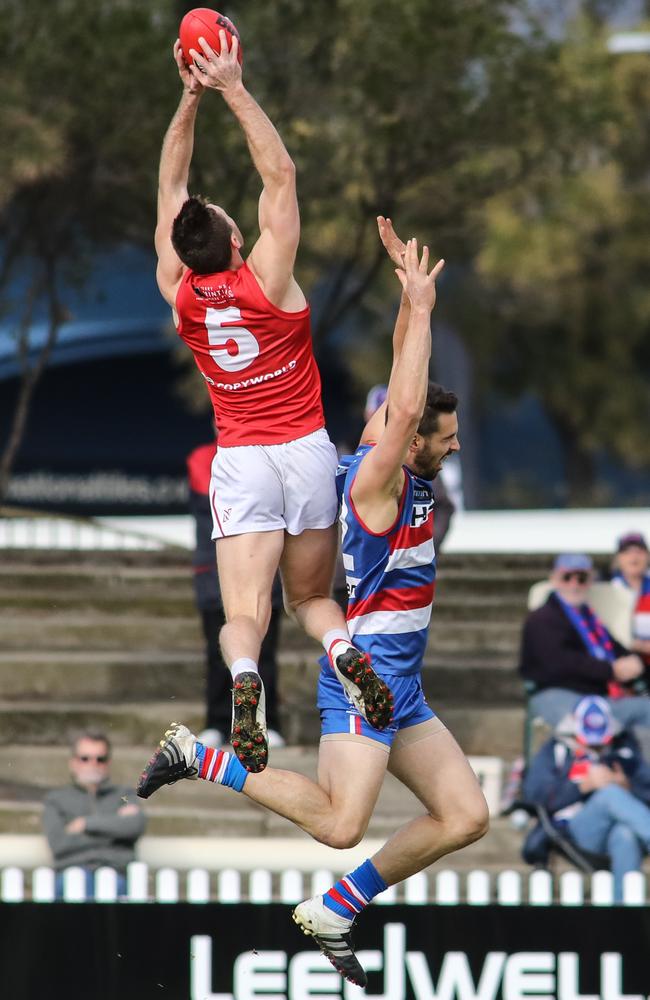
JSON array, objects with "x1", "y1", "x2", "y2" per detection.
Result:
[
  {"x1": 363, "y1": 384, "x2": 388, "y2": 424},
  {"x1": 519, "y1": 553, "x2": 650, "y2": 732},
  {"x1": 523, "y1": 695, "x2": 650, "y2": 899}
]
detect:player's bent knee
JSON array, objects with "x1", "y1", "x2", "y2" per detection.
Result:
[
  {"x1": 438, "y1": 794, "x2": 489, "y2": 850},
  {"x1": 455, "y1": 795, "x2": 490, "y2": 846},
  {"x1": 221, "y1": 608, "x2": 271, "y2": 635},
  {"x1": 319, "y1": 818, "x2": 368, "y2": 851},
  {"x1": 284, "y1": 589, "x2": 329, "y2": 614}
]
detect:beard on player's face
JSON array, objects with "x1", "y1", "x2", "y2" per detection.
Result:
[{"x1": 409, "y1": 434, "x2": 452, "y2": 480}]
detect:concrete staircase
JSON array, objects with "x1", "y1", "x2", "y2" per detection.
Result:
[{"x1": 0, "y1": 548, "x2": 553, "y2": 866}]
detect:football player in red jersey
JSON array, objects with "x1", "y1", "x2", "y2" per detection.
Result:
[{"x1": 153, "y1": 33, "x2": 393, "y2": 772}]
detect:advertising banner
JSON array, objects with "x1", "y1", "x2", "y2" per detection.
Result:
[{"x1": 1, "y1": 902, "x2": 649, "y2": 1000}]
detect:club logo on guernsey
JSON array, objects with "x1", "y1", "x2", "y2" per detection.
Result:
[{"x1": 412, "y1": 487, "x2": 434, "y2": 528}]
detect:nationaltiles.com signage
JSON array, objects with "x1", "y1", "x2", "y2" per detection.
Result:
[{"x1": 1, "y1": 903, "x2": 650, "y2": 1000}]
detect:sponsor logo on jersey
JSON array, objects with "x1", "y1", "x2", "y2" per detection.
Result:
[
  {"x1": 192, "y1": 282, "x2": 235, "y2": 305},
  {"x1": 213, "y1": 360, "x2": 297, "y2": 391}
]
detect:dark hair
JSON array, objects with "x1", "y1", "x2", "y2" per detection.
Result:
[
  {"x1": 71, "y1": 730, "x2": 112, "y2": 758},
  {"x1": 171, "y1": 196, "x2": 233, "y2": 274},
  {"x1": 417, "y1": 381, "x2": 458, "y2": 436}
]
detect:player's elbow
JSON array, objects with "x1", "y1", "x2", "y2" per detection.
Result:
[
  {"x1": 271, "y1": 156, "x2": 296, "y2": 188},
  {"x1": 280, "y1": 154, "x2": 296, "y2": 178},
  {"x1": 387, "y1": 400, "x2": 420, "y2": 435}
]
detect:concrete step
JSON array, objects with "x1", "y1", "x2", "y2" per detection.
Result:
[
  {"x1": 0, "y1": 557, "x2": 541, "y2": 604},
  {"x1": 0, "y1": 744, "x2": 317, "y2": 792},
  {"x1": 0, "y1": 700, "x2": 527, "y2": 758},
  {"x1": 0, "y1": 611, "x2": 205, "y2": 651},
  {"x1": 0, "y1": 608, "x2": 523, "y2": 655},
  {"x1": 0, "y1": 650, "x2": 206, "y2": 701},
  {"x1": 0, "y1": 799, "x2": 272, "y2": 837},
  {"x1": 0, "y1": 700, "x2": 205, "y2": 748},
  {"x1": 0, "y1": 590, "x2": 197, "y2": 616},
  {"x1": 0, "y1": 585, "x2": 529, "y2": 625},
  {"x1": 0, "y1": 560, "x2": 534, "y2": 602},
  {"x1": 0, "y1": 648, "x2": 522, "y2": 703},
  {"x1": 278, "y1": 658, "x2": 523, "y2": 707}
]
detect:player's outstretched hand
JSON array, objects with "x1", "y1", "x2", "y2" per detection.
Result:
[
  {"x1": 395, "y1": 238, "x2": 445, "y2": 313},
  {"x1": 377, "y1": 216, "x2": 407, "y2": 270},
  {"x1": 188, "y1": 30, "x2": 242, "y2": 93},
  {"x1": 174, "y1": 39, "x2": 204, "y2": 96}
]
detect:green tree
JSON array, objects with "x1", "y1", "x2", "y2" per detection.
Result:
[
  {"x1": 172, "y1": 0, "x2": 568, "y2": 410},
  {"x1": 5, "y1": 0, "x2": 636, "y2": 505},
  {"x1": 469, "y1": 15, "x2": 650, "y2": 504},
  {"x1": 0, "y1": 0, "x2": 180, "y2": 500}
]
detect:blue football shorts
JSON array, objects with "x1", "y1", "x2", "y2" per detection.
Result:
[{"x1": 318, "y1": 665, "x2": 437, "y2": 749}]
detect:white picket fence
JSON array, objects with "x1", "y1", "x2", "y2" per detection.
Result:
[
  {"x1": 0, "y1": 516, "x2": 165, "y2": 550},
  {"x1": 0, "y1": 864, "x2": 646, "y2": 906}
]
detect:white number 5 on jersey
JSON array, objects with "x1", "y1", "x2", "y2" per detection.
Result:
[{"x1": 205, "y1": 306, "x2": 260, "y2": 373}]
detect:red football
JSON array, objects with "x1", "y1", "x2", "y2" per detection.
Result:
[{"x1": 179, "y1": 8, "x2": 243, "y2": 67}]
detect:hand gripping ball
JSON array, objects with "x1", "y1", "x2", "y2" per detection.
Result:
[{"x1": 179, "y1": 8, "x2": 243, "y2": 67}]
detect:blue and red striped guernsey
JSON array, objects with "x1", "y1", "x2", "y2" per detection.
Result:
[{"x1": 337, "y1": 445, "x2": 436, "y2": 677}]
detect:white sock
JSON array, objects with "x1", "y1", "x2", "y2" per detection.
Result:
[
  {"x1": 230, "y1": 657, "x2": 258, "y2": 679},
  {"x1": 323, "y1": 630, "x2": 352, "y2": 663}
]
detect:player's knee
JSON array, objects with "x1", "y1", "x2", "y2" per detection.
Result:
[
  {"x1": 320, "y1": 818, "x2": 367, "y2": 851},
  {"x1": 284, "y1": 589, "x2": 328, "y2": 615},
  {"x1": 446, "y1": 794, "x2": 490, "y2": 848},
  {"x1": 462, "y1": 795, "x2": 490, "y2": 844},
  {"x1": 221, "y1": 607, "x2": 271, "y2": 636}
]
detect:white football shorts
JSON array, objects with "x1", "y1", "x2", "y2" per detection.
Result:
[{"x1": 209, "y1": 428, "x2": 339, "y2": 538}]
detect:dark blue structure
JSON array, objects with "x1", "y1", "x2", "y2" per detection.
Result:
[{"x1": 0, "y1": 245, "x2": 356, "y2": 514}]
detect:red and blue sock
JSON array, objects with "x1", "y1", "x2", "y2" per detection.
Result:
[
  {"x1": 322, "y1": 859, "x2": 388, "y2": 921},
  {"x1": 195, "y1": 743, "x2": 248, "y2": 792}
]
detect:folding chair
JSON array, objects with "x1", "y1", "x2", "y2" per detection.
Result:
[{"x1": 517, "y1": 800, "x2": 610, "y2": 874}]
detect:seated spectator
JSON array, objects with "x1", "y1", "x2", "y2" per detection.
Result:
[
  {"x1": 522, "y1": 696, "x2": 650, "y2": 900},
  {"x1": 42, "y1": 731, "x2": 146, "y2": 898},
  {"x1": 520, "y1": 553, "x2": 650, "y2": 731},
  {"x1": 610, "y1": 532, "x2": 650, "y2": 663},
  {"x1": 187, "y1": 438, "x2": 285, "y2": 750}
]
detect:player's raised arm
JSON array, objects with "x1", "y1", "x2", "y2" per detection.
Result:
[
  {"x1": 188, "y1": 32, "x2": 301, "y2": 308},
  {"x1": 155, "y1": 41, "x2": 205, "y2": 307},
  {"x1": 360, "y1": 217, "x2": 411, "y2": 444},
  {"x1": 352, "y1": 240, "x2": 444, "y2": 525}
]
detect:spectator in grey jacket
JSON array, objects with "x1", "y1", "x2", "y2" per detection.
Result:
[{"x1": 42, "y1": 730, "x2": 146, "y2": 898}]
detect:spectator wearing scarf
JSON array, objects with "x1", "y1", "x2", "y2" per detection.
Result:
[
  {"x1": 611, "y1": 532, "x2": 650, "y2": 665},
  {"x1": 520, "y1": 553, "x2": 650, "y2": 731}
]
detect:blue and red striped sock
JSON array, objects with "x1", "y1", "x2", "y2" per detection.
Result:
[
  {"x1": 195, "y1": 743, "x2": 248, "y2": 792},
  {"x1": 322, "y1": 859, "x2": 388, "y2": 921}
]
